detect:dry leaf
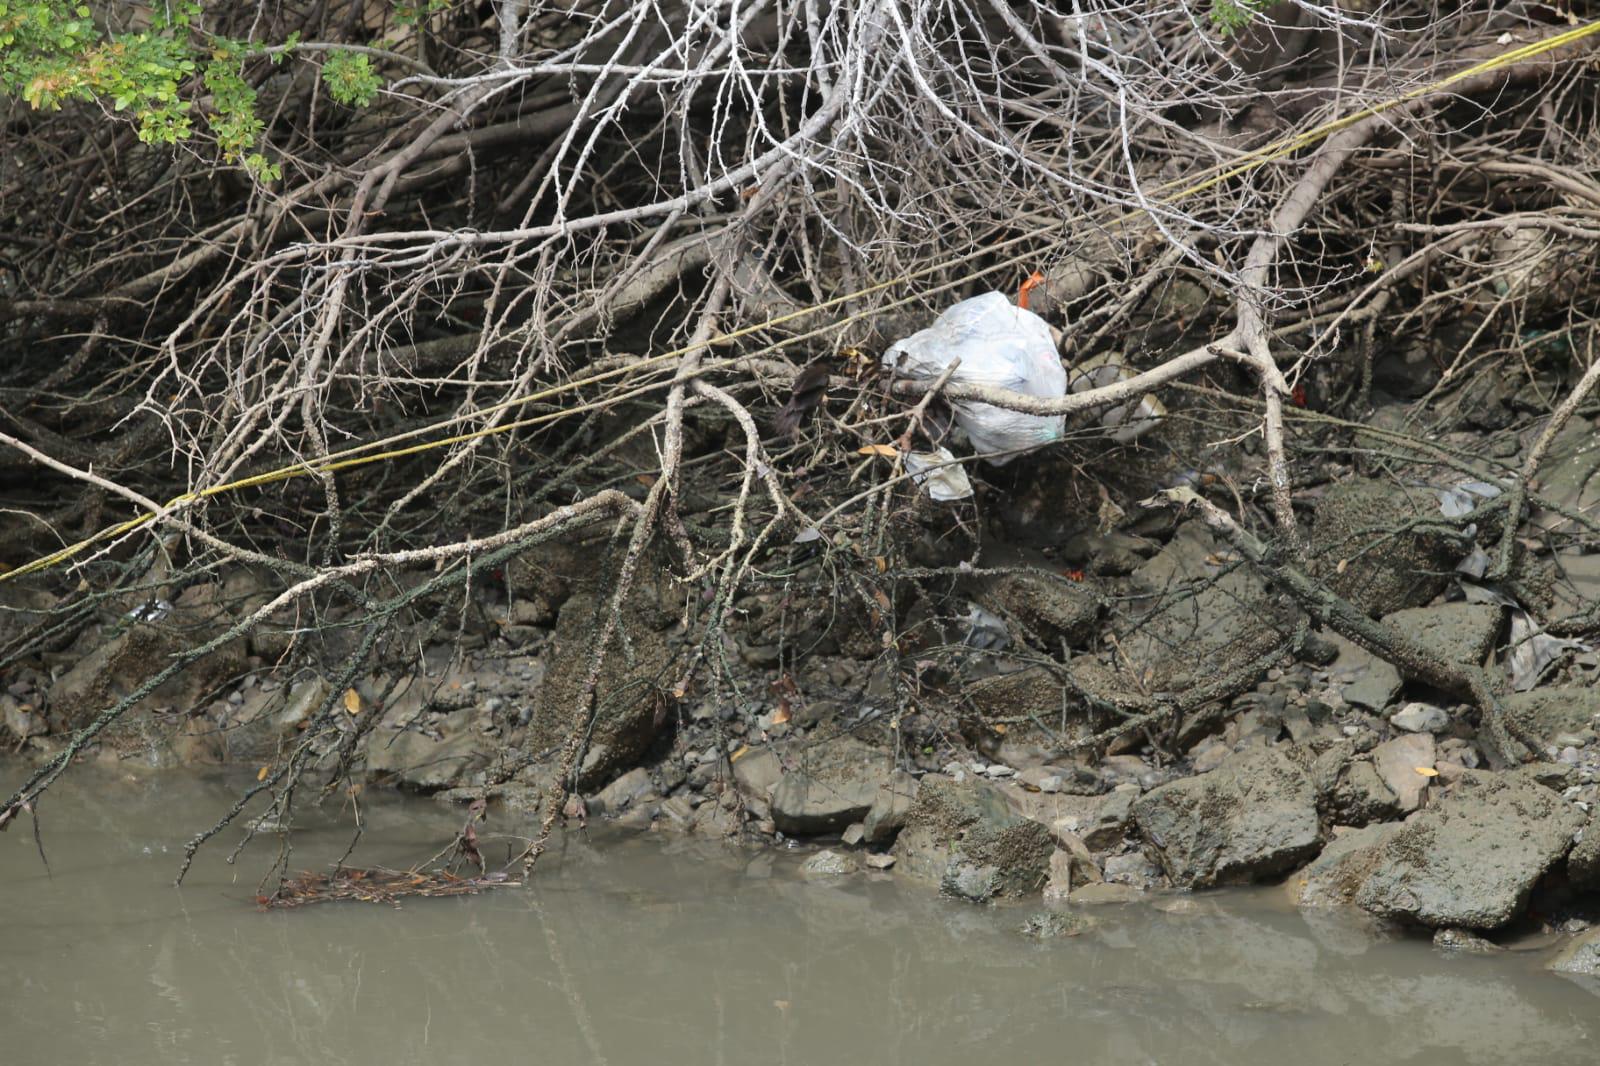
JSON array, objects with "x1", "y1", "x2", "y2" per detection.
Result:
[
  {"x1": 873, "y1": 556, "x2": 888, "y2": 574},
  {"x1": 1415, "y1": 766, "x2": 1439, "y2": 777},
  {"x1": 729, "y1": 744, "x2": 751, "y2": 763},
  {"x1": 343, "y1": 688, "x2": 361, "y2": 715},
  {"x1": 771, "y1": 706, "x2": 791, "y2": 725},
  {"x1": 257, "y1": 765, "x2": 270, "y2": 781},
  {"x1": 992, "y1": 723, "x2": 1009, "y2": 735},
  {"x1": 857, "y1": 444, "x2": 899, "y2": 457}
]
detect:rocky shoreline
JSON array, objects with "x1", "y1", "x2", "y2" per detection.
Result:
[{"x1": 5, "y1": 451, "x2": 1600, "y2": 985}]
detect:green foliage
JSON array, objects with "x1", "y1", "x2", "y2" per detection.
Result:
[
  {"x1": 0, "y1": 2, "x2": 386, "y2": 178},
  {"x1": 1208, "y1": 0, "x2": 1272, "y2": 36},
  {"x1": 321, "y1": 49, "x2": 380, "y2": 107}
]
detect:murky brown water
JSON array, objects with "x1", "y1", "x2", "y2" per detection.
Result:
[{"x1": 3, "y1": 766, "x2": 1597, "y2": 1065}]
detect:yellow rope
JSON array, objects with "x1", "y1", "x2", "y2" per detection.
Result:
[{"x1": 6, "y1": 20, "x2": 1598, "y2": 585}]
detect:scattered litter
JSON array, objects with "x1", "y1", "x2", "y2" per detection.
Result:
[
  {"x1": 904, "y1": 448, "x2": 974, "y2": 501},
  {"x1": 1507, "y1": 609, "x2": 1590, "y2": 692},
  {"x1": 883, "y1": 292, "x2": 1066, "y2": 463},
  {"x1": 963, "y1": 603, "x2": 1010, "y2": 650},
  {"x1": 1437, "y1": 480, "x2": 1501, "y2": 518},
  {"x1": 125, "y1": 599, "x2": 172, "y2": 623}
]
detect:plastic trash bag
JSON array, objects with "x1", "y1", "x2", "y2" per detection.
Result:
[
  {"x1": 883, "y1": 292, "x2": 1066, "y2": 464},
  {"x1": 904, "y1": 448, "x2": 974, "y2": 501}
]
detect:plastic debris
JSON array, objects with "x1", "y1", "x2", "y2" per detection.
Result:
[
  {"x1": 904, "y1": 448, "x2": 974, "y2": 501},
  {"x1": 963, "y1": 604, "x2": 1010, "y2": 650},
  {"x1": 883, "y1": 291, "x2": 1066, "y2": 464},
  {"x1": 1066, "y1": 353, "x2": 1166, "y2": 443}
]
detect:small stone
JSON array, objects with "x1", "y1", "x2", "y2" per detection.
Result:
[
  {"x1": 1434, "y1": 928, "x2": 1500, "y2": 955},
  {"x1": 801, "y1": 849, "x2": 859, "y2": 877},
  {"x1": 1391, "y1": 702, "x2": 1449, "y2": 734},
  {"x1": 841, "y1": 823, "x2": 866, "y2": 846},
  {"x1": 1018, "y1": 911, "x2": 1094, "y2": 940},
  {"x1": 864, "y1": 852, "x2": 896, "y2": 870}
]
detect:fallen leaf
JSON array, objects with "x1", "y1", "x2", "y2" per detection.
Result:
[
  {"x1": 992, "y1": 723, "x2": 1009, "y2": 735},
  {"x1": 857, "y1": 444, "x2": 899, "y2": 457},
  {"x1": 873, "y1": 556, "x2": 888, "y2": 574},
  {"x1": 1415, "y1": 766, "x2": 1439, "y2": 777},
  {"x1": 729, "y1": 744, "x2": 751, "y2": 763},
  {"x1": 771, "y1": 706, "x2": 791, "y2": 725},
  {"x1": 343, "y1": 688, "x2": 361, "y2": 714},
  {"x1": 257, "y1": 765, "x2": 271, "y2": 781}
]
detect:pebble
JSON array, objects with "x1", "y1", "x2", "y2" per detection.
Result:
[{"x1": 1391, "y1": 702, "x2": 1449, "y2": 734}]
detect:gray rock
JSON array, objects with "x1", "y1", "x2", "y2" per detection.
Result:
[
  {"x1": 1132, "y1": 746, "x2": 1323, "y2": 888},
  {"x1": 1118, "y1": 522, "x2": 1298, "y2": 692},
  {"x1": 892, "y1": 779, "x2": 1053, "y2": 901},
  {"x1": 1505, "y1": 688, "x2": 1600, "y2": 750},
  {"x1": 841, "y1": 823, "x2": 866, "y2": 846},
  {"x1": 1, "y1": 694, "x2": 45, "y2": 739},
  {"x1": 367, "y1": 710, "x2": 490, "y2": 791},
  {"x1": 1372, "y1": 734, "x2": 1436, "y2": 813},
  {"x1": 970, "y1": 570, "x2": 1100, "y2": 647},
  {"x1": 1018, "y1": 911, "x2": 1095, "y2": 940},
  {"x1": 1102, "y1": 851, "x2": 1164, "y2": 889},
  {"x1": 1568, "y1": 817, "x2": 1600, "y2": 890},
  {"x1": 1311, "y1": 479, "x2": 1465, "y2": 614},
  {"x1": 731, "y1": 747, "x2": 783, "y2": 798},
  {"x1": 1354, "y1": 770, "x2": 1584, "y2": 929},
  {"x1": 863, "y1": 852, "x2": 896, "y2": 870},
  {"x1": 592, "y1": 767, "x2": 656, "y2": 815},
  {"x1": 1434, "y1": 928, "x2": 1500, "y2": 955},
  {"x1": 527, "y1": 567, "x2": 676, "y2": 789},
  {"x1": 800, "y1": 849, "x2": 858, "y2": 877},
  {"x1": 1383, "y1": 602, "x2": 1503, "y2": 670},
  {"x1": 769, "y1": 736, "x2": 889, "y2": 835},
  {"x1": 1390, "y1": 702, "x2": 1449, "y2": 734},
  {"x1": 1323, "y1": 759, "x2": 1402, "y2": 826},
  {"x1": 863, "y1": 771, "x2": 920, "y2": 843},
  {"x1": 1291, "y1": 823, "x2": 1400, "y2": 908},
  {"x1": 1083, "y1": 784, "x2": 1140, "y2": 849},
  {"x1": 1548, "y1": 927, "x2": 1600, "y2": 992}
]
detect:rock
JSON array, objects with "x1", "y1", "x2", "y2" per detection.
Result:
[
  {"x1": 1, "y1": 694, "x2": 45, "y2": 739},
  {"x1": 863, "y1": 771, "x2": 920, "y2": 843},
  {"x1": 841, "y1": 823, "x2": 866, "y2": 846},
  {"x1": 1083, "y1": 784, "x2": 1139, "y2": 849},
  {"x1": 1505, "y1": 688, "x2": 1600, "y2": 750},
  {"x1": 800, "y1": 845, "x2": 864, "y2": 870},
  {"x1": 769, "y1": 736, "x2": 890, "y2": 835},
  {"x1": 1390, "y1": 702, "x2": 1449, "y2": 734},
  {"x1": 1311, "y1": 479, "x2": 1466, "y2": 614},
  {"x1": 1118, "y1": 521, "x2": 1298, "y2": 692},
  {"x1": 731, "y1": 747, "x2": 783, "y2": 798},
  {"x1": 1434, "y1": 928, "x2": 1500, "y2": 955},
  {"x1": 1102, "y1": 851, "x2": 1163, "y2": 889},
  {"x1": 1371, "y1": 734, "x2": 1436, "y2": 813},
  {"x1": 1321, "y1": 758, "x2": 1402, "y2": 826},
  {"x1": 970, "y1": 570, "x2": 1100, "y2": 647},
  {"x1": 1382, "y1": 603, "x2": 1502, "y2": 670},
  {"x1": 1018, "y1": 911, "x2": 1094, "y2": 940},
  {"x1": 593, "y1": 767, "x2": 656, "y2": 815},
  {"x1": 1190, "y1": 741, "x2": 1232, "y2": 774},
  {"x1": 1290, "y1": 823, "x2": 1401, "y2": 908},
  {"x1": 691, "y1": 799, "x2": 740, "y2": 839},
  {"x1": 1132, "y1": 746, "x2": 1322, "y2": 888},
  {"x1": 1548, "y1": 929, "x2": 1600, "y2": 981},
  {"x1": 1043, "y1": 843, "x2": 1102, "y2": 901},
  {"x1": 863, "y1": 852, "x2": 896, "y2": 870},
  {"x1": 527, "y1": 563, "x2": 676, "y2": 789},
  {"x1": 1568, "y1": 817, "x2": 1600, "y2": 890},
  {"x1": 366, "y1": 713, "x2": 491, "y2": 791},
  {"x1": 1354, "y1": 770, "x2": 1585, "y2": 929},
  {"x1": 1068, "y1": 882, "x2": 1143, "y2": 905},
  {"x1": 1329, "y1": 632, "x2": 1405, "y2": 712},
  {"x1": 47, "y1": 585, "x2": 247, "y2": 732},
  {"x1": 891, "y1": 779, "x2": 1053, "y2": 902}
]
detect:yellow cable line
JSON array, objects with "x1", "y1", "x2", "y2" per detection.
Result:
[{"x1": 5, "y1": 20, "x2": 1598, "y2": 585}]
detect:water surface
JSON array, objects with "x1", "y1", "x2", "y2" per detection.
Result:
[{"x1": 3, "y1": 767, "x2": 1595, "y2": 1065}]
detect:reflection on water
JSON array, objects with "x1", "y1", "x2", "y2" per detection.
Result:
[{"x1": 2, "y1": 767, "x2": 1596, "y2": 1066}]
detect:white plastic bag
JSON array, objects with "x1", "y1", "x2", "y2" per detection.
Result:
[
  {"x1": 883, "y1": 292, "x2": 1066, "y2": 464},
  {"x1": 904, "y1": 447, "x2": 974, "y2": 501}
]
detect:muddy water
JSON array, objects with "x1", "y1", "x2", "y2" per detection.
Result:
[{"x1": 3, "y1": 769, "x2": 1596, "y2": 1066}]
